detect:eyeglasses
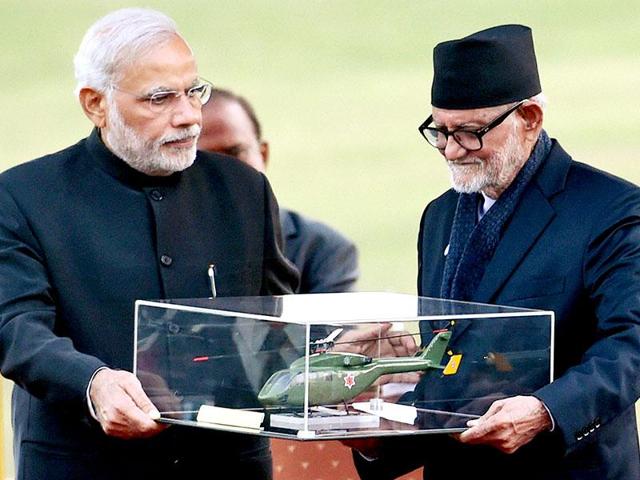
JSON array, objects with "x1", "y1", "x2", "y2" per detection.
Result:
[
  {"x1": 418, "y1": 100, "x2": 526, "y2": 151},
  {"x1": 111, "y1": 79, "x2": 213, "y2": 114}
]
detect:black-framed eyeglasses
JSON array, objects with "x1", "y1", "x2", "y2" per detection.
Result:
[
  {"x1": 418, "y1": 100, "x2": 526, "y2": 151},
  {"x1": 111, "y1": 78, "x2": 213, "y2": 114}
]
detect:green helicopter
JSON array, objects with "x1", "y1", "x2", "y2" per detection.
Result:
[{"x1": 258, "y1": 330, "x2": 452, "y2": 407}]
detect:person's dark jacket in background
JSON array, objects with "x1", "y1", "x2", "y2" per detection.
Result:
[{"x1": 280, "y1": 209, "x2": 358, "y2": 294}]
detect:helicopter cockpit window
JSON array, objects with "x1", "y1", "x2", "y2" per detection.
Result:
[
  {"x1": 270, "y1": 372, "x2": 293, "y2": 392},
  {"x1": 289, "y1": 371, "x2": 334, "y2": 387},
  {"x1": 290, "y1": 373, "x2": 305, "y2": 387}
]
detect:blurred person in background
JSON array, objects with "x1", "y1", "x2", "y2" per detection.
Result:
[
  {"x1": 199, "y1": 88, "x2": 359, "y2": 294},
  {"x1": 352, "y1": 24, "x2": 640, "y2": 480},
  {"x1": 0, "y1": 8, "x2": 297, "y2": 479}
]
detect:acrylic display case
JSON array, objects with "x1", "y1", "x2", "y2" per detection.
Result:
[{"x1": 134, "y1": 292, "x2": 553, "y2": 440}]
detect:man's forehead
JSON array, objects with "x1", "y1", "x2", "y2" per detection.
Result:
[
  {"x1": 116, "y1": 35, "x2": 198, "y2": 91},
  {"x1": 201, "y1": 103, "x2": 248, "y2": 142},
  {"x1": 123, "y1": 69, "x2": 199, "y2": 92},
  {"x1": 206, "y1": 101, "x2": 255, "y2": 134},
  {"x1": 145, "y1": 77, "x2": 200, "y2": 93}
]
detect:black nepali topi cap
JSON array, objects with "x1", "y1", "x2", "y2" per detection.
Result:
[{"x1": 431, "y1": 24, "x2": 541, "y2": 110}]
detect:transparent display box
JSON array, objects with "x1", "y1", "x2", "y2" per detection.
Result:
[{"x1": 134, "y1": 292, "x2": 553, "y2": 440}]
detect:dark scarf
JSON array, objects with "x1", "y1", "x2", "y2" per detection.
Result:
[{"x1": 440, "y1": 130, "x2": 552, "y2": 301}]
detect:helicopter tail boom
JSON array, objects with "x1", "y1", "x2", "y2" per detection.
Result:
[{"x1": 418, "y1": 330, "x2": 452, "y2": 367}]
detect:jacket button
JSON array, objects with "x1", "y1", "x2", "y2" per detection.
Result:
[
  {"x1": 160, "y1": 255, "x2": 173, "y2": 266},
  {"x1": 150, "y1": 189, "x2": 164, "y2": 201}
]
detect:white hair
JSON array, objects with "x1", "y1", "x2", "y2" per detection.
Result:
[
  {"x1": 481, "y1": 92, "x2": 548, "y2": 117},
  {"x1": 528, "y1": 92, "x2": 548, "y2": 110},
  {"x1": 73, "y1": 8, "x2": 186, "y2": 97}
]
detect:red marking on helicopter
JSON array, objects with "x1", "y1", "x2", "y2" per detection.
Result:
[{"x1": 344, "y1": 372, "x2": 356, "y2": 389}]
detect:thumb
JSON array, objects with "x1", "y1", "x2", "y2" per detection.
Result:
[
  {"x1": 374, "y1": 322, "x2": 392, "y2": 337},
  {"x1": 122, "y1": 378, "x2": 161, "y2": 419}
]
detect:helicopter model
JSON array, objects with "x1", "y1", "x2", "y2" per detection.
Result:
[{"x1": 258, "y1": 330, "x2": 452, "y2": 407}]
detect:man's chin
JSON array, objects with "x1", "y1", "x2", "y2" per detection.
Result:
[
  {"x1": 452, "y1": 185, "x2": 481, "y2": 194},
  {"x1": 160, "y1": 147, "x2": 197, "y2": 171},
  {"x1": 141, "y1": 155, "x2": 195, "y2": 176},
  {"x1": 450, "y1": 175, "x2": 486, "y2": 194},
  {"x1": 163, "y1": 158, "x2": 196, "y2": 174}
]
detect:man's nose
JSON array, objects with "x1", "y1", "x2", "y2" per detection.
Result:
[
  {"x1": 171, "y1": 95, "x2": 201, "y2": 128},
  {"x1": 443, "y1": 135, "x2": 467, "y2": 161}
]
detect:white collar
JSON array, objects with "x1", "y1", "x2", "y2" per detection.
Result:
[{"x1": 478, "y1": 192, "x2": 497, "y2": 220}]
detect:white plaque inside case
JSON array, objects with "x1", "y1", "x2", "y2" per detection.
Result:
[{"x1": 134, "y1": 292, "x2": 554, "y2": 440}]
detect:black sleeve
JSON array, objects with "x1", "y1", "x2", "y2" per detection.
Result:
[{"x1": 0, "y1": 184, "x2": 105, "y2": 410}]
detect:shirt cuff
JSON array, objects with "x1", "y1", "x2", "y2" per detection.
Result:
[
  {"x1": 541, "y1": 399, "x2": 556, "y2": 432},
  {"x1": 86, "y1": 366, "x2": 109, "y2": 421}
]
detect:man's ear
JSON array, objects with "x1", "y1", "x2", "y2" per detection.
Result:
[
  {"x1": 78, "y1": 87, "x2": 108, "y2": 128},
  {"x1": 518, "y1": 102, "x2": 544, "y2": 141},
  {"x1": 260, "y1": 141, "x2": 270, "y2": 169}
]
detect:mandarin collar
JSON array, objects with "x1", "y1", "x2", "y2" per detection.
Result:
[{"x1": 85, "y1": 128, "x2": 182, "y2": 189}]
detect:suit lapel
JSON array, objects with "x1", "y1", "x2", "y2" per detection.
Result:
[
  {"x1": 418, "y1": 192, "x2": 458, "y2": 297},
  {"x1": 473, "y1": 185, "x2": 555, "y2": 303},
  {"x1": 419, "y1": 140, "x2": 570, "y2": 342},
  {"x1": 472, "y1": 141, "x2": 572, "y2": 304}
]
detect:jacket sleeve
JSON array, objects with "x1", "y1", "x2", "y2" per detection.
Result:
[
  {"x1": 535, "y1": 188, "x2": 640, "y2": 453},
  {"x1": 309, "y1": 236, "x2": 359, "y2": 293},
  {"x1": 259, "y1": 176, "x2": 300, "y2": 295},
  {"x1": 0, "y1": 184, "x2": 105, "y2": 411},
  {"x1": 289, "y1": 213, "x2": 359, "y2": 294}
]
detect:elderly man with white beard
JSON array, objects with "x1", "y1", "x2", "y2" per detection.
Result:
[
  {"x1": 0, "y1": 8, "x2": 297, "y2": 480},
  {"x1": 352, "y1": 24, "x2": 640, "y2": 480}
]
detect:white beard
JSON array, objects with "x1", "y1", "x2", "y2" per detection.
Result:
[
  {"x1": 448, "y1": 125, "x2": 526, "y2": 195},
  {"x1": 104, "y1": 98, "x2": 200, "y2": 176}
]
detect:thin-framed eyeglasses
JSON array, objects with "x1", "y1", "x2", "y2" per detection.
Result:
[
  {"x1": 111, "y1": 78, "x2": 213, "y2": 114},
  {"x1": 418, "y1": 100, "x2": 526, "y2": 151}
]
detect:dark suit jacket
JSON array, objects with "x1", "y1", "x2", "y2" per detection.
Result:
[
  {"x1": 0, "y1": 130, "x2": 298, "y2": 480},
  {"x1": 355, "y1": 140, "x2": 640, "y2": 479},
  {"x1": 280, "y1": 208, "x2": 359, "y2": 293}
]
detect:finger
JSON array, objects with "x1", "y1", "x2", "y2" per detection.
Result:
[
  {"x1": 364, "y1": 323, "x2": 391, "y2": 341},
  {"x1": 90, "y1": 369, "x2": 166, "y2": 439},
  {"x1": 400, "y1": 335, "x2": 418, "y2": 353},
  {"x1": 354, "y1": 324, "x2": 392, "y2": 355},
  {"x1": 120, "y1": 375, "x2": 162, "y2": 420},
  {"x1": 472, "y1": 399, "x2": 506, "y2": 425},
  {"x1": 97, "y1": 391, "x2": 145, "y2": 437},
  {"x1": 388, "y1": 335, "x2": 410, "y2": 356},
  {"x1": 460, "y1": 413, "x2": 502, "y2": 442},
  {"x1": 105, "y1": 380, "x2": 161, "y2": 434}
]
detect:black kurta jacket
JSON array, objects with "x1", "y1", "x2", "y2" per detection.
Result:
[{"x1": 0, "y1": 129, "x2": 298, "y2": 479}]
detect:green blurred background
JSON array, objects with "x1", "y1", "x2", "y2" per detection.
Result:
[
  {"x1": 0, "y1": 0, "x2": 640, "y2": 477},
  {"x1": 1, "y1": 1, "x2": 639, "y2": 475},
  {"x1": 2, "y1": 0, "x2": 639, "y2": 294}
]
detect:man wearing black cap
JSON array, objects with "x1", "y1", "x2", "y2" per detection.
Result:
[{"x1": 353, "y1": 24, "x2": 640, "y2": 479}]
